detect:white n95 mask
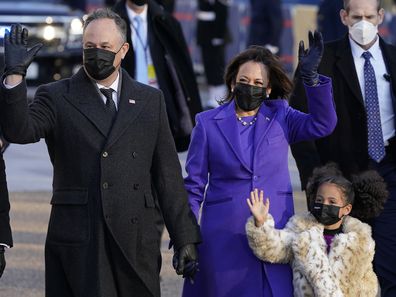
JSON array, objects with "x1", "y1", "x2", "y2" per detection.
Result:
[{"x1": 349, "y1": 20, "x2": 378, "y2": 45}]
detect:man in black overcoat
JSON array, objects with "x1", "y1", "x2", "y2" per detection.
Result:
[
  {"x1": 0, "y1": 131, "x2": 12, "y2": 278},
  {"x1": 290, "y1": 0, "x2": 396, "y2": 295},
  {"x1": 113, "y1": 0, "x2": 202, "y2": 152},
  {"x1": 0, "y1": 8, "x2": 201, "y2": 297}
]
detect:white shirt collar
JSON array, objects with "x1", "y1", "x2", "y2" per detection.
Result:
[
  {"x1": 349, "y1": 34, "x2": 381, "y2": 61},
  {"x1": 125, "y1": 3, "x2": 148, "y2": 23},
  {"x1": 96, "y1": 71, "x2": 120, "y2": 92}
]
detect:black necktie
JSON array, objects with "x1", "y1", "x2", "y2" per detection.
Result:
[{"x1": 100, "y1": 88, "x2": 117, "y2": 122}]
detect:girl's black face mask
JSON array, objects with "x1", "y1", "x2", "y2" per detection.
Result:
[
  {"x1": 233, "y1": 82, "x2": 267, "y2": 112},
  {"x1": 83, "y1": 47, "x2": 121, "y2": 81},
  {"x1": 310, "y1": 202, "x2": 344, "y2": 226}
]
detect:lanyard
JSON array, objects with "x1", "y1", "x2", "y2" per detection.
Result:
[{"x1": 131, "y1": 20, "x2": 149, "y2": 63}]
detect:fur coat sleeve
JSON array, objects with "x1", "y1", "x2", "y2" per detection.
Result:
[{"x1": 245, "y1": 214, "x2": 295, "y2": 263}]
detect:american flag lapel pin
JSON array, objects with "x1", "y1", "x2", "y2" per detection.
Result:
[{"x1": 129, "y1": 99, "x2": 136, "y2": 104}]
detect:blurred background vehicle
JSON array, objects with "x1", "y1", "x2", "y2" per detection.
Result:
[{"x1": 0, "y1": 0, "x2": 84, "y2": 86}]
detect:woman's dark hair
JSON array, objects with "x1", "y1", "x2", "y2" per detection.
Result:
[
  {"x1": 221, "y1": 46, "x2": 293, "y2": 104},
  {"x1": 306, "y1": 163, "x2": 388, "y2": 221},
  {"x1": 350, "y1": 170, "x2": 388, "y2": 221},
  {"x1": 306, "y1": 163, "x2": 355, "y2": 208}
]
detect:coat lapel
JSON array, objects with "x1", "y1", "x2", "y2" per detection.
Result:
[
  {"x1": 215, "y1": 101, "x2": 252, "y2": 173},
  {"x1": 253, "y1": 102, "x2": 277, "y2": 158},
  {"x1": 335, "y1": 36, "x2": 365, "y2": 106},
  {"x1": 63, "y1": 68, "x2": 112, "y2": 137},
  {"x1": 380, "y1": 38, "x2": 396, "y2": 106},
  {"x1": 106, "y1": 70, "x2": 149, "y2": 148}
]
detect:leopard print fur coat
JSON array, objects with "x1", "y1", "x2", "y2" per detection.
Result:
[{"x1": 246, "y1": 213, "x2": 378, "y2": 297}]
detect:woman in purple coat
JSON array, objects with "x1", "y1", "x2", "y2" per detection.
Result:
[{"x1": 182, "y1": 31, "x2": 337, "y2": 297}]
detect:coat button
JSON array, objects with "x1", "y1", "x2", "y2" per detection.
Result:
[
  {"x1": 131, "y1": 217, "x2": 138, "y2": 224},
  {"x1": 103, "y1": 182, "x2": 108, "y2": 189},
  {"x1": 253, "y1": 176, "x2": 258, "y2": 181},
  {"x1": 132, "y1": 152, "x2": 137, "y2": 159},
  {"x1": 102, "y1": 151, "x2": 108, "y2": 158},
  {"x1": 133, "y1": 183, "x2": 140, "y2": 190}
]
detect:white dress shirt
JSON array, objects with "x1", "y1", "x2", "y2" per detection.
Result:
[
  {"x1": 96, "y1": 72, "x2": 120, "y2": 110},
  {"x1": 350, "y1": 35, "x2": 395, "y2": 143}
]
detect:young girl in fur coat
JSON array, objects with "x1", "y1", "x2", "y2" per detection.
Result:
[{"x1": 245, "y1": 164, "x2": 388, "y2": 297}]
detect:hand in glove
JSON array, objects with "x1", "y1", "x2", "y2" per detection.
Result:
[
  {"x1": 298, "y1": 30, "x2": 323, "y2": 86},
  {"x1": 0, "y1": 246, "x2": 6, "y2": 278},
  {"x1": 3, "y1": 24, "x2": 43, "y2": 77},
  {"x1": 172, "y1": 243, "x2": 199, "y2": 283}
]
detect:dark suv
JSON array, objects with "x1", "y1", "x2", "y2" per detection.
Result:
[{"x1": 0, "y1": 0, "x2": 84, "y2": 85}]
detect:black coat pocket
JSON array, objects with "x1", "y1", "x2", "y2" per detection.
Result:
[{"x1": 47, "y1": 189, "x2": 89, "y2": 246}]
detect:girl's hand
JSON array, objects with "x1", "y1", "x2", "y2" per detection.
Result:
[{"x1": 246, "y1": 189, "x2": 270, "y2": 227}]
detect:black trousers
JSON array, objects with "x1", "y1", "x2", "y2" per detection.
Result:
[
  {"x1": 45, "y1": 217, "x2": 153, "y2": 297},
  {"x1": 200, "y1": 43, "x2": 226, "y2": 86},
  {"x1": 369, "y1": 146, "x2": 396, "y2": 297}
]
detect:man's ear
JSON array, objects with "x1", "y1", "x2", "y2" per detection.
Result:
[
  {"x1": 121, "y1": 42, "x2": 129, "y2": 59},
  {"x1": 378, "y1": 8, "x2": 385, "y2": 26},
  {"x1": 340, "y1": 9, "x2": 349, "y2": 26}
]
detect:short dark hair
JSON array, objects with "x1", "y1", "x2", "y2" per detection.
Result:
[
  {"x1": 221, "y1": 46, "x2": 293, "y2": 104},
  {"x1": 343, "y1": 0, "x2": 382, "y2": 12},
  {"x1": 83, "y1": 8, "x2": 127, "y2": 43}
]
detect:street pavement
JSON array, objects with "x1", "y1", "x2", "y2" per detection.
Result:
[{"x1": 0, "y1": 140, "x2": 306, "y2": 296}]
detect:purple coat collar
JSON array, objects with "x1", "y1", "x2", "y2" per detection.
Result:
[{"x1": 214, "y1": 100, "x2": 279, "y2": 173}]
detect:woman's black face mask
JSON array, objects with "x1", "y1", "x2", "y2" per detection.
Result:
[
  {"x1": 83, "y1": 46, "x2": 122, "y2": 81},
  {"x1": 131, "y1": 0, "x2": 148, "y2": 6},
  {"x1": 233, "y1": 82, "x2": 267, "y2": 112}
]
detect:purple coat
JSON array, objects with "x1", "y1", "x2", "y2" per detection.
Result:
[{"x1": 182, "y1": 76, "x2": 336, "y2": 297}]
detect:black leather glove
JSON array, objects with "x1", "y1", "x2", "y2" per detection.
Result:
[
  {"x1": 172, "y1": 243, "x2": 199, "y2": 283},
  {"x1": 298, "y1": 30, "x2": 323, "y2": 86},
  {"x1": 0, "y1": 246, "x2": 6, "y2": 278},
  {"x1": 3, "y1": 24, "x2": 43, "y2": 77}
]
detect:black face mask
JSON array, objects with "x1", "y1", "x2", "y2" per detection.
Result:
[
  {"x1": 310, "y1": 202, "x2": 344, "y2": 226},
  {"x1": 131, "y1": 0, "x2": 148, "y2": 6},
  {"x1": 233, "y1": 82, "x2": 267, "y2": 112},
  {"x1": 83, "y1": 47, "x2": 121, "y2": 81}
]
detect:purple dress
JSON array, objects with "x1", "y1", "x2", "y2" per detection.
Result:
[{"x1": 182, "y1": 76, "x2": 337, "y2": 297}]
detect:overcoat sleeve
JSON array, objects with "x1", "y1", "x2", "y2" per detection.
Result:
[
  {"x1": 0, "y1": 80, "x2": 55, "y2": 143},
  {"x1": 286, "y1": 75, "x2": 337, "y2": 144},
  {"x1": 151, "y1": 93, "x2": 201, "y2": 249},
  {"x1": 245, "y1": 215, "x2": 294, "y2": 264},
  {"x1": 289, "y1": 72, "x2": 324, "y2": 190},
  {"x1": 0, "y1": 152, "x2": 12, "y2": 247},
  {"x1": 184, "y1": 113, "x2": 209, "y2": 220}
]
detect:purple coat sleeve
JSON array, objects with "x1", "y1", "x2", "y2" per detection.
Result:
[
  {"x1": 184, "y1": 114, "x2": 209, "y2": 220},
  {"x1": 286, "y1": 75, "x2": 337, "y2": 143}
]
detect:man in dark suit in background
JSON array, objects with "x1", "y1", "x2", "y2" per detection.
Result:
[
  {"x1": 317, "y1": 0, "x2": 348, "y2": 42},
  {"x1": 113, "y1": 0, "x2": 202, "y2": 152},
  {"x1": 196, "y1": 0, "x2": 230, "y2": 109},
  {"x1": 247, "y1": 0, "x2": 283, "y2": 54},
  {"x1": 290, "y1": 0, "x2": 396, "y2": 295},
  {"x1": 0, "y1": 132, "x2": 12, "y2": 278},
  {"x1": 0, "y1": 8, "x2": 200, "y2": 297}
]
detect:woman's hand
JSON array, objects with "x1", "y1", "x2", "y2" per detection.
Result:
[
  {"x1": 247, "y1": 189, "x2": 270, "y2": 227},
  {"x1": 298, "y1": 30, "x2": 323, "y2": 86}
]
